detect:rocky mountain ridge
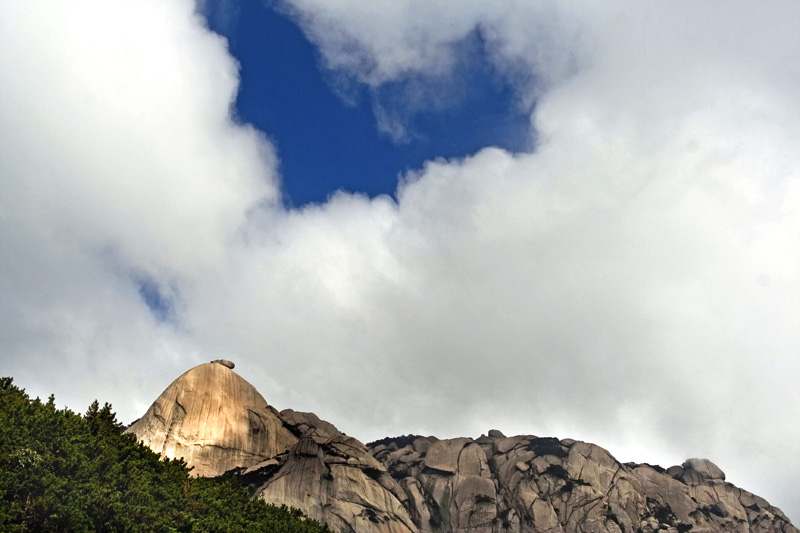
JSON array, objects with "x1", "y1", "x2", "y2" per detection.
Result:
[{"x1": 126, "y1": 362, "x2": 797, "y2": 533}]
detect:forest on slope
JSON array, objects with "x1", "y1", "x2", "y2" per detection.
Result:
[{"x1": 0, "y1": 377, "x2": 331, "y2": 532}]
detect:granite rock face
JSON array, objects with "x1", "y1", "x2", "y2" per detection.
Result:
[
  {"x1": 125, "y1": 361, "x2": 297, "y2": 476},
  {"x1": 240, "y1": 409, "x2": 417, "y2": 533},
  {"x1": 369, "y1": 434, "x2": 798, "y2": 533},
  {"x1": 129, "y1": 364, "x2": 797, "y2": 532},
  {"x1": 127, "y1": 362, "x2": 416, "y2": 532}
]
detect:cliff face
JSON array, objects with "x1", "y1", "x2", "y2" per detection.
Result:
[
  {"x1": 129, "y1": 363, "x2": 797, "y2": 533},
  {"x1": 242, "y1": 409, "x2": 418, "y2": 533},
  {"x1": 125, "y1": 360, "x2": 297, "y2": 476},
  {"x1": 367, "y1": 433, "x2": 797, "y2": 533}
]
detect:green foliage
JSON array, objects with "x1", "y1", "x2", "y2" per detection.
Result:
[{"x1": 0, "y1": 377, "x2": 331, "y2": 532}]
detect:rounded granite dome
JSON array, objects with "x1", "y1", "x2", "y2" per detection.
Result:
[{"x1": 126, "y1": 362, "x2": 297, "y2": 476}]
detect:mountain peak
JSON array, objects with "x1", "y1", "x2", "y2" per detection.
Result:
[{"x1": 125, "y1": 362, "x2": 296, "y2": 476}]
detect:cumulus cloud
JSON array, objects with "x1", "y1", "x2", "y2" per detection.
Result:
[
  {"x1": 2, "y1": 0, "x2": 800, "y2": 522},
  {"x1": 0, "y1": 0, "x2": 277, "y2": 409}
]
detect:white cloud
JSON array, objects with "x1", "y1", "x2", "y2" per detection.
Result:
[
  {"x1": 2, "y1": 0, "x2": 800, "y2": 523},
  {"x1": 0, "y1": 0, "x2": 276, "y2": 410}
]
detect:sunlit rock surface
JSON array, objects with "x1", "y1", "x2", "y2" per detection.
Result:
[{"x1": 125, "y1": 361, "x2": 297, "y2": 476}]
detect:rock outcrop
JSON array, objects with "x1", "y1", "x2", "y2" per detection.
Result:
[
  {"x1": 125, "y1": 361, "x2": 297, "y2": 476},
  {"x1": 239, "y1": 409, "x2": 417, "y2": 533},
  {"x1": 369, "y1": 434, "x2": 797, "y2": 533},
  {"x1": 129, "y1": 363, "x2": 797, "y2": 532},
  {"x1": 127, "y1": 361, "x2": 417, "y2": 532}
]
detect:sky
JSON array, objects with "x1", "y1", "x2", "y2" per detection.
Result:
[
  {"x1": 1, "y1": 0, "x2": 799, "y2": 522},
  {"x1": 202, "y1": 0, "x2": 531, "y2": 206}
]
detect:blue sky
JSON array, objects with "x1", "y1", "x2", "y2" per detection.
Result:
[{"x1": 203, "y1": 0, "x2": 531, "y2": 206}]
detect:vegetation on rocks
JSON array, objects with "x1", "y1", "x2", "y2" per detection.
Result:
[{"x1": 0, "y1": 377, "x2": 330, "y2": 532}]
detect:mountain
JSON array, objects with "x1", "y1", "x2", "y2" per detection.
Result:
[{"x1": 126, "y1": 362, "x2": 798, "y2": 533}]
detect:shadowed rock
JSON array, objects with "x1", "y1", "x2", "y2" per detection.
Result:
[
  {"x1": 681, "y1": 457, "x2": 726, "y2": 484},
  {"x1": 240, "y1": 409, "x2": 417, "y2": 533}
]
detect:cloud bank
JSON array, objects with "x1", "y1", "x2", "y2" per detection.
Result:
[{"x1": 2, "y1": 0, "x2": 800, "y2": 520}]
